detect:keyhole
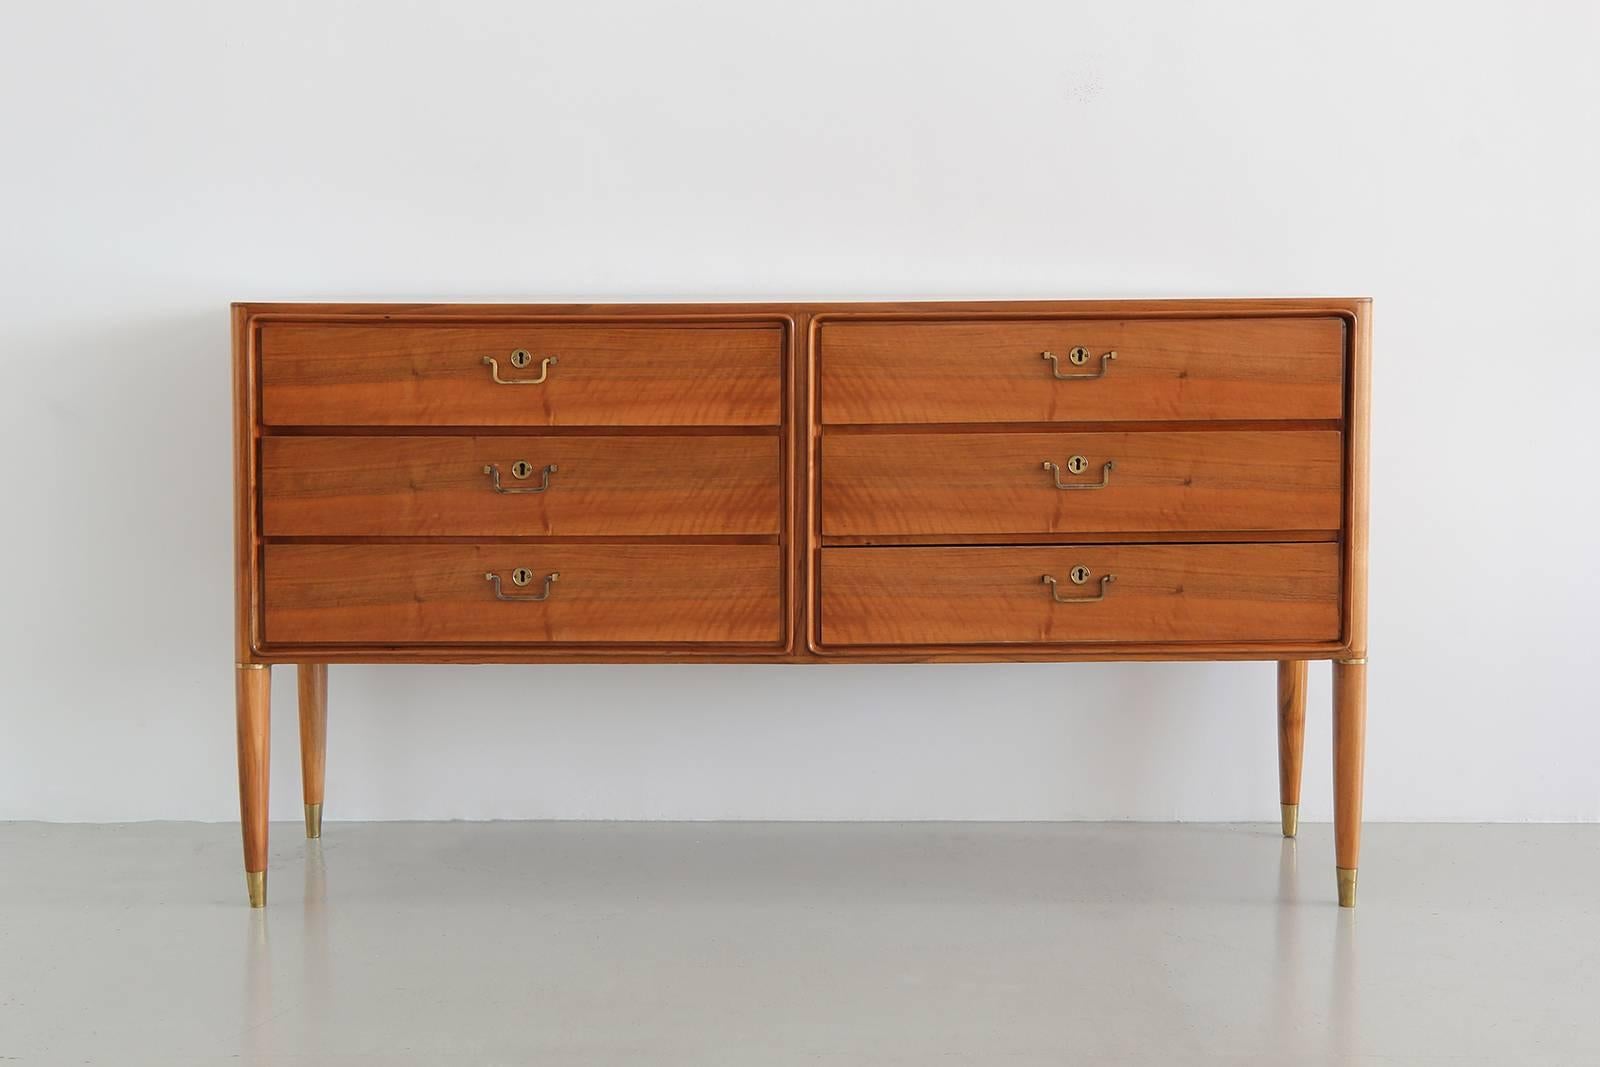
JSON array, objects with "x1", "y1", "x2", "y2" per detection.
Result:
[
  {"x1": 1066, "y1": 455, "x2": 1089, "y2": 475},
  {"x1": 511, "y1": 567, "x2": 535, "y2": 587},
  {"x1": 511, "y1": 460, "x2": 534, "y2": 479},
  {"x1": 1067, "y1": 346, "x2": 1091, "y2": 366},
  {"x1": 1069, "y1": 565, "x2": 1092, "y2": 585},
  {"x1": 509, "y1": 349, "x2": 532, "y2": 369}
]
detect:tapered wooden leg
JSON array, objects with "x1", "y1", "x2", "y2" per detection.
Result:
[
  {"x1": 235, "y1": 664, "x2": 271, "y2": 907},
  {"x1": 1276, "y1": 660, "x2": 1308, "y2": 837},
  {"x1": 1333, "y1": 659, "x2": 1367, "y2": 907},
  {"x1": 298, "y1": 664, "x2": 328, "y2": 839}
]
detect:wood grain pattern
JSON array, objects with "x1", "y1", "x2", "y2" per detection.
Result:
[
  {"x1": 819, "y1": 543, "x2": 1340, "y2": 646},
  {"x1": 1277, "y1": 660, "x2": 1307, "y2": 807},
  {"x1": 260, "y1": 323, "x2": 783, "y2": 427},
  {"x1": 1345, "y1": 306, "x2": 1372, "y2": 659},
  {"x1": 265, "y1": 544, "x2": 783, "y2": 645},
  {"x1": 297, "y1": 663, "x2": 327, "y2": 811},
  {"x1": 233, "y1": 305, "x2": 260, "y2": 659},
  {"x1": 234, "y1": 666, "x2": 270, "y2": 874},
  {"x1": 263, "y1": 435, "x2": 780, "y2": 537},
  {"x1": 820, "y1": 317, "x2": 1345, "y2": 424},
  {"x1": 822, "y1": 531, "x2": 1335, "y2": 546},
  {"x1": 1333, "y1": 660, "x2": 1367, "y2": 871},
  {"x1": 821, "y1": 430, "x2": 1341, "y2": 536},
  {"x1": 233, "y1": 297, "x2": 1370, "y2": 665}
]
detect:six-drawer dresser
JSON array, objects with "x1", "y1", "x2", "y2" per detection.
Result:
[{"x1": 233, "y1": 298, "x2": 1371, "y2": 908}]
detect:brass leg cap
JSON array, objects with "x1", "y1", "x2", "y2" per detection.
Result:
[
  {"x1": 245, "y1": 870, "x2": 266, "y2": 908},
  {"x1": 1280, "y1": 803, "x2": 1299, "y2": 838},
  {"x1": 305, "y1": 803, "x2": 323, "y2": 839},
  {"x1": 1337, "y1": 867, "x2": 1358, "y2": 908}
]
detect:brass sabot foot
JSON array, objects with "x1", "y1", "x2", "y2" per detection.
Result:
[
  {"x1": 305, "y1": 803, "x2": 323, "y2": 839},
  {"x1": 245, "y1": 870, "x2": 266, "y2": 908},
  {"x1": 1336, "y1": 867, "x2": 1358, "y2": 908},
  {"x1": 1280, "y1": 803, "x2": 1299, "y2": 838}
]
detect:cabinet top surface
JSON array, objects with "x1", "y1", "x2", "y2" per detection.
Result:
[{"x1": 235, "y1": 297, "x2": 1371, "y2": 318}]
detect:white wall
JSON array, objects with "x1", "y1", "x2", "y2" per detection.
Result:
[{"x1": 3, "y1": 1, "x2": 1596, "y2": 824}]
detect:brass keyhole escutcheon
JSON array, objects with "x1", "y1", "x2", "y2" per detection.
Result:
[
  {"x1": 1067, "y1": 346, "x2": 1091, "y2": 366},
  {"x1": 511, "y1": 460, "x2": 534, "y2": 479},
  {"x1": 511, "y1": 567, "x2": 535, "y2": 587},
  {"x1": 1069, "y1": 565, "x2": 1092, "y2": 585},
  {"x1": 509, "y1": 349, "x2": 533, "y2": 369},
  {"x1": 1066, "y1": 455, "x2": 1089, "y2": 475}
]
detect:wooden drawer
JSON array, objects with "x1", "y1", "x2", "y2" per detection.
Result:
[
  {"x1": 264, "y1": 544, "x2": 782, "y2": 645},
  {"x1": 819, "y1": 544, "x2": 1340, "y2": 646},
  {"x1": 260, "y1": 323, "x2": 783, "y2": 426},
  {"x1": 263, "y1": 435, "x2": 780, "y2": 537},
  {"x1": 822, "y1": 430, "x2": 1341, "y2": 536},
  {"x1": 819, "y1": 317, "x2": 1344, "y2": 424}
]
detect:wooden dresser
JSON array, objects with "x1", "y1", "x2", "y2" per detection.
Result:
[{"x1": 233, "y1": 299, "x2": 1371, "y2": 908}]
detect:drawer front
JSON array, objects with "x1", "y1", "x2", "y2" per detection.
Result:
[
  {"x1": 264, "y1": 545, "x2": 782, "y2": 645},
  {"x1": 819, "y1": 544, "x2": 1340, "y2": 646},
  {"x1": 822, "y1": 431, "x2": 1341, "y2": 536},
  {"x1": 820, "y1": 317, "x2": 1344, "y2": 424},
  {"x1": 263, "y1": 435, "x2": 780, "y2": 537},
  {"x1": 260, "y1": 324, "x2": 783, "y2": 426}
]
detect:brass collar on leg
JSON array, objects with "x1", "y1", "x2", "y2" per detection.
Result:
[
  {"x1": 305, "y1": 803, "x2": 323, "y2": 839},
  {"x1": 1280, "y1": 804, "x2": 1299, "y2": 838},
  {"x1": 245, "y1": 871, "x2": 266, "y2": 908},
  {"x1": 1335, "y1": 657, "x2": 1368, "y2": 665},
  {"x1": 1336, "y1": 867, "x2": 1358, "y2": 908},
  {"x1": 236, "y1": 662, "x2": 267, "y2": 670}
]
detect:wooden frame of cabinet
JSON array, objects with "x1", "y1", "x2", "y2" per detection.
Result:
[{"x1": 233, "y1": 297, "x2": 1371, "y2": 909}]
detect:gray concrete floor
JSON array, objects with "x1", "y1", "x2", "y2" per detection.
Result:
[{"x1": 0, "y1": 822, "x2": 1596, "y2": 1065}]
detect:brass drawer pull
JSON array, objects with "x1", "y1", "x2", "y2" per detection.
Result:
[
  {"x1": 1042, "y1": 568, "x2": 1115, "y2": 603},
  {"x1": 1043, "y1": 457, "x2": 1114, "y2": 490},
  {"x1": 483, "y1": 462, "x2": 557, "y2": 494},
  {"x1": 482, "y1": 350, "x2": 557, "y2": 384},
  {"x1": 485, "y1": 569, "x2": 559, "y2": 601},
  {"x1": 1042, "y1": 347, "x2": 1116, "y2": 380}
]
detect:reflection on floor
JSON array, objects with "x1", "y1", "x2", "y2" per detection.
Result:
[{"x1": 1, "y1": 822, "x2": 1596, "y2": 1065}]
